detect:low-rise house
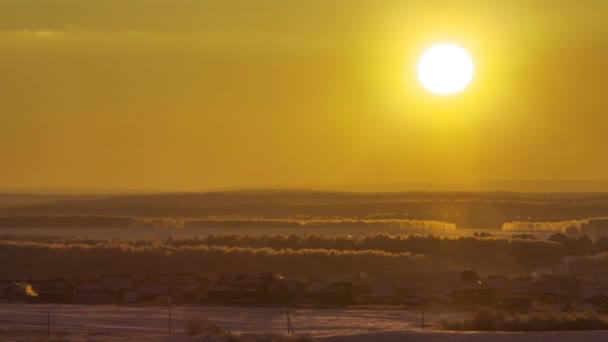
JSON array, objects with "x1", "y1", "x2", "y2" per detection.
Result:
[
  {"x1": 530, "y1": 275, "x2": 580, "y2": 303},
  {"x1": 160, "y1": 273, "x2": 207, "y2": 302},
  {"x1": 407, "y1": 283, "x2": 449, "y2": 305},
  {"x1": 0, "y1": 281, "x2": 27, "y2": 302},
  {"x1": 121, "y1": 291, "x2": 139, "y2": 304},
  {"x1": 357, "y1": 282, "x2": 400, "y2": 305},
  {"x1": 170, "y1": 282, "x2": 199, "y2": 299},
  {"x1": 495, "y1": 295, "x2": 532, "y2": 311},
  {"x1": 508, "y1": 275, "x2": 579, "y2": 303},
  {"x1": 398, "y1": 280, "x2": 429, "y2": 297},
  {"x1": 269, "y1": 279, "x2": 305, "y2": 303},
  {"x1": 485, "y1": 275, "x2": 512, "y2": 298},
  {"x1": 74, "y1": 282, "x2": 116, "y2": 304},
  {"x1": 100, "y1": 274, "x2": 137, "y2": 293},
  {"x1": 451, "y1": 283, "x2": 494, "y2": 305},
  {"x1": 231, "y1": 272, "x2": 278, "y2": 292},
  {"x1": 539, "y1": 275, "x2": 580, "y2": 292},
  {"x1": 451, "y1": 270, "x2": 494, "y2": 306},
  {"x1": 531, "y1": 283, "x2": 570, "y2": 302},
  {"x1": 486, "y1": 276, "x2": 509, "y2": 289},
  {"x1": 160, "y1": 273, "x2": 197, "y2": 284},
  {"x1": 72, "y1": 274, "x2": 99, "y2": 284},
  {"x1": 383, "y1": 269, "x2": 461, "y2": 291},
  {"x1": 31, "y1": 279, "x2": 73, "y2": 303},
  {"x1": 460, "y1": 270, "x2": 483, "y2": 284},
  {"x1": 206, "y1": 280, "x2": 236, "y2": 301},
  {"x1": 306, "y1": 281, "x2": 353, "y2": 305},
  {"x1": 207, "y1": 273, "x2": 280, "y2": 302},
  {"x1": 581, "y1": 287, "x2": 608, "y2": 311},
  {"x1": 137, "y1": 283, "x2": 170, "y2": 302}
]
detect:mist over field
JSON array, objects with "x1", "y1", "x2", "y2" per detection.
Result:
[
  {"x1": 1, "y1": 191, "x2": 608, "y2": 280},
  {"x1": 3, "y1": 191, "x2": 608, "y2": 231},
  {"x1": 0, "y1": 232, "x2": 601, "y2": 278}
]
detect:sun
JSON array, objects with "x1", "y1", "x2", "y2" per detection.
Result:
[{"x1": 417, "y1": 43, "x2": 474, "y2": 95}]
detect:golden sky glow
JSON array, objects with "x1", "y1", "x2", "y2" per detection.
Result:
[{"x1": 2, "y1": 1, "x2": 608, "y2": 191}]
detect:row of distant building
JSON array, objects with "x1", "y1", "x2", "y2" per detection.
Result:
[{"x1": 1, "y1": 270, "x2": 607, "y2": 311}]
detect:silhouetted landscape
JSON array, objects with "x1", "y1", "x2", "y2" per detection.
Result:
[
  {"x1": 5, "y1": 0, "x2": 608, "y2": 340},
  {"x1": 2, "y1": 191, "x2": 608, "y2": 339}
]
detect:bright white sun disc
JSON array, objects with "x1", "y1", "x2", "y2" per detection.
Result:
[{"x1": 417, "y1": 44, "x2": 474, "y2": 95}]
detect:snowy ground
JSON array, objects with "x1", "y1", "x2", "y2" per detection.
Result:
[
  {"x1": 0, "y1": 304, "x2": 443, "y2": 338},
  {"x1": 321, "y1": 331, "x2": 608, "y2": 342},
  {"x1": 1, "y1": 304, "x2": 607, "y2": 341}
]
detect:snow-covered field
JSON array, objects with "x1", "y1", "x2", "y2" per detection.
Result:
[
  {"x1": 323, "y1": 331, "x2": 608, "y2": 342},
  {"x1": 1, "y1": 304, "x2": 607, "y2": 341},
  {"x1": 0, "y1": 304, "x2": 435, "y2": 338}
]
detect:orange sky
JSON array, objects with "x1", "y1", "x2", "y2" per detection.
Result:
[{"x1": 2, "y1": 1, "x2": 608, "y2": 191}]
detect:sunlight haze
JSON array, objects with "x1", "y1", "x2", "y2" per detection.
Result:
[{"x1": 2, "y1": 0, "x2": 608, "y2": 191}]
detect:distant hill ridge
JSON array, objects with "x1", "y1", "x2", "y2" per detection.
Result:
[
  {"x1": 2, "y1": 190, "x2": 608, "y2": 229},
  {"x1": 4, "y1": 179, "x2": 608, "y2": 194}
]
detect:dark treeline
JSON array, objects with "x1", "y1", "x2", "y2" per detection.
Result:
[
  {"x1": 0, "y1": 215, "x2": 454, "y2": 230},
  {"x1": 0, "y1": 215, "x2": 175, "y2": 228},
  {"x1": 0, "y1": 233, "x2": 603, "y2": 277},
  {"x1": 0, "y1": 238, "x2": 425, "y2": 278},
  {"x1": 3, "y1": 191, "x2": 608, "y2": 228},
  {"x1": 0, "y1": 215, "x2": 136, "y2": 228}
]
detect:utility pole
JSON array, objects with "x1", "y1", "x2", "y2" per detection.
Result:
[
  {"x1": 286, "y1": 311, "x2": 294, "y2": 335},
  {"x1": 164, "y1": 296, "x2": 172, "y2": 335},
  {"x1": 168, "y1": 305, "x2": 172, "y2": 334},
  {"x1": 421, "y1": 307, "x2": 425, "y2": 330}
]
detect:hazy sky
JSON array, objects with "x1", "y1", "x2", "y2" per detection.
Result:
[{"x1": 2, "y1": 0, "x2": 608, "y2": 191}]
